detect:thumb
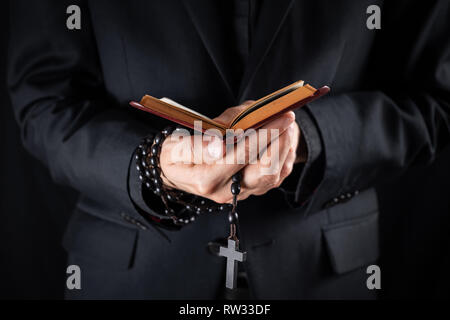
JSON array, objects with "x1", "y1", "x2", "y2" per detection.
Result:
[{"x1": 213, "y1": 100, "x2": 255, "y2": 126}]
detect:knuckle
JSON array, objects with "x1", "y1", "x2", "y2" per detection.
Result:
[
  {"x1": 254, "y1": 188, "x2": 270, "y2": 196},
  {"x1": 209, "y1": 195, "x2": 220, "y2": 203},
  {"x1": 284, "y1": 111, "x2": 296, "y2": 122},
  {"x1": 210, "y1": 194, "x2": 229, "y2": 204},
  {"x1": 275, "y1": 179, "x2": 283, "y2": 188},
  {"x1": 280, "y1": 164, "x2": 292, "y2": 178},
  {"x1": 195, "y1": 180, "x2": 215, "y2": 195},
  {"x1": 259, "y1": 174, "x2": 278, "y2": 187},
  {"x1": 237, "y1": 193, "x2": 248, "y2": 201}
]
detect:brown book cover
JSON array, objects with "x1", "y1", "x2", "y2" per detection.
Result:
[{"x1": 130, "y1": 80, "x2": 330, "y2": 134}]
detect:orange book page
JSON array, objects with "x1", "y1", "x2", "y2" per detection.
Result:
[
  {"x1": 139, "y1": 95, "x2": 226, "y2": 132},
  {"x1": 231, "y1": 84, "x2": 317, "y2": 131}
]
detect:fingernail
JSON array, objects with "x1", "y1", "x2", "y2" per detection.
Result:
[
  {"x1": 282, "y1": 116, "x2": 294, "y2": 128},
  {"x1": 207, "y1": 139, "x2": 223, "y2": 159}
]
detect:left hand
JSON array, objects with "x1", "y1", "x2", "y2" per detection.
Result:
[{"x1": 237, "y1": 119, "x2": 301, "y2": 200}]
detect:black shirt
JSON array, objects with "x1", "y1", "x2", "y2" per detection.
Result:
[{"x1": 223, "y1": 0, "x2": 261, "y2": 95}]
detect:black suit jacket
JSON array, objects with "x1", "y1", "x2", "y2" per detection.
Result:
[{"x1": 7, "y1": 0, "x2": 450, "y2": 299}]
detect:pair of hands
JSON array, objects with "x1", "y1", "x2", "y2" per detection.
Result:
[{"x1": 160, "y1": 101, "x2": 304, "y2": 204}]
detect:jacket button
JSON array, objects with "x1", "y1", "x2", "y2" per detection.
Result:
[{"x1": 323, "y1": 190, "x2": 360, "y2": 209}]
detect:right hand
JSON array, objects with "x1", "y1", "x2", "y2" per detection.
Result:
[{"x1": 159, "y1": 103, "x2": 296, "y2": 203}]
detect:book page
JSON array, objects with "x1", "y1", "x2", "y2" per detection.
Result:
[
  {"x1": 231, "y1": 83, "x2": 317, "y2": 131},
  {"x1": 160, "y1": 97, "x2": 212, "y2": 121},
  {"x1": 230, "y1": 80, "x2": 304, "y2": 127}
]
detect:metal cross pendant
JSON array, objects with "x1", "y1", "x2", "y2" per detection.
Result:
[
  {"x1": 219, "y1": 224, "x2": 247, "y2": 290},
  {"x1": 218, "y1": 175, "x2": 246, "y2": 290}
]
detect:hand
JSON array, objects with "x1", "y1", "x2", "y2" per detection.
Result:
[
  {"x1": 239, "y1": 120, "x2": 300, "y2": 199},
  {"x1": 159, "y1": 102, "x2": 300, "y2": 203}
]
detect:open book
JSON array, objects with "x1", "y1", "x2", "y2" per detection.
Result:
[{"x1": 130, "y1": 80, "x2": 330, "y2": 134}]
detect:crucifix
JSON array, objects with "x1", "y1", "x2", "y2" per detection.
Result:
[
  {"x1": 218, "y1": 171, "x2": 247, "y2": 290},
  {"x1": 219, "y1": 225, "x2": 247, "y2": 290}
]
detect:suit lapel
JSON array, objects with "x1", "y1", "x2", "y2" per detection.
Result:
[
  {"x1": 182, "y1": 0, "x2": 235, "y2": 100},
  {"x1": 238, "y1": 0, "x2": 295, "y2": 101}
]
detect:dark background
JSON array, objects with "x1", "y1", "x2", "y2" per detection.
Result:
[
  {"x1": 0, "y1": 1, "x2": 77, "y2": 299},
  {"x1": 0, "y1": 1, "x2": 449, "y2": 299}
]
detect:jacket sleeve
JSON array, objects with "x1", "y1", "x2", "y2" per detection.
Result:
[
  {"x1": 299, "y1": 1, "x2": 450, "y2": 214},
  {"x1": 7, "y1": 0, "x2": 159, "y2": 222}
]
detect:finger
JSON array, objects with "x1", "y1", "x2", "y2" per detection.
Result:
[
  {"x1": 213, "y1": 101, "x2": 255, "y2": 126},
  {"x1": 206, "y1": 110, "x2": 296, "y2": 163},
  {"x1": 260, "y1": 123, "x2": 294, "y2": 172},
  {"x1": 162, "y1": 111, "x2": 296, "y2": 194},
  {"x1": 241, "y1": 126, "x2": 294, "y2": 192},
  {"x1": 161, "y1": 131, "x2": 196, "y2": 164},
  {"x1": 162, "y1": 132, "x2": 223, "y2": 165},
  {"x1": 195, "y1": 111, "x2": 295, "y2": 184},
  {"x1": 279, "y1": 147, "x2": 296, "y2": 182},
  {"x1": 219, "y1": 111, "x2": 296, "y2": 175},
  {"x1": 160, "y1": 134, "x2": 295, "y2": 202},
  {"x1": 205, "y1": 177, "x2": 254, "y2": 203}
]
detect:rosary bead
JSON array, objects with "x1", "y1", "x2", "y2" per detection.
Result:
[
  {"x1": 153, "y1": 177, "x2": 162, "y2": 187},
  {"x1": 231, "y1": 182, "x2": 241, "y2": 195},
  {"x1": 154, "y1": 132, "x2": 162, "y2": 145},
  {"x1": 150, "y1": 167, "x2": 160, "y2": 177},
  {"x1": 149, "y1": 156, "x2": 158, "y2": 166},
  {"x1": 232, "y1": 172, "x2": 242, "y2": 182},
  {"x1": 164, "y1": 208, "x2": 175, "y2": 216},
  {"x1": 162, "y1": 126, "x2": 174, "y2": 136},
  {"x1": 135, "y1": 128, "x2": 244, "y2": 228},
  {"x1": 150, "y1": 145, "x2": 159, "y2": 156},
  {"x1": 144, "y1": 135, "x2": 154, "y2": 144},
  {"x1": 228, "y1": 211, "x2": 238, "y2": 224}
]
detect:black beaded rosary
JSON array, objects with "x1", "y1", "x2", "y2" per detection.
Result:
[
  {"x1": 135, "y1": 126, "x2": 246, "y2": 290},
  {"x1": 219, "y1": 170, "x2": 247, "y2": 290}
]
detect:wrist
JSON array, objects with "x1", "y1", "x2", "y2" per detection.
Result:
[{"x1": 135, "y1": 128, "x2": 231, "y2": 227}]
